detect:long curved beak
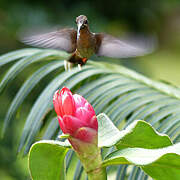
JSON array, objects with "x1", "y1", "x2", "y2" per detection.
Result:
[{"x1": 77, "y1": 22, "x2": 83, "y2": 39}]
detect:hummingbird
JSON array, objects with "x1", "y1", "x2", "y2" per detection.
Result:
[{"x1": 22, "y1": 15, "x2": 155, "y2": 70}]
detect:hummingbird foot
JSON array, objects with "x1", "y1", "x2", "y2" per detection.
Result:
[
  {"x1": 64, "y1": 60, "x2": 74, "y2": 71},
  {"x1": 64, "y1": 60, "x2": 68, "y2": 71},
  {"x1": 68, "y1": 62, "x2": 73, "y2": 71},
  {"x1": 78, "y1": 64, "x2": 82, "y2": 70}
]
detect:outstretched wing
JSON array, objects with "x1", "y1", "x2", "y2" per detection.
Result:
[
  {"x1": 21, "y1": 28, "x2": 77, "y2": 53},
  {"x1": 95, "y1": 33, "x2": 156, "y2": 58}
]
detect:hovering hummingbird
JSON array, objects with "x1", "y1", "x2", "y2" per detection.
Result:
[{"x1": 22, "y1": 15, "x2": 155, "y2": 70}]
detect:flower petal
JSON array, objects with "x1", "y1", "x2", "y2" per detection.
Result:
[
  {"x1": 54, "y1": 87, "x2": 98, "y2": 142},
  {"x1": 90, "y1": 115, "x2": 98, "y2": 131},
  {"x1": 74, "y1": 127, "x2": 97, "y2": 143},
  {"x1": 85, "y1": 102, "x2": 96, "y2": 114},
  {"x1": 53, "y1": 90, "x2": 62, "y2": 117},
  {"x1": 75, "y1": 107, "x2": 94, "y2": 123},
  {"x1": 63, "y1": 115, "x2": 86, "y2": 135},
  {"x1": 73, "y1": 94, "x2": 87, "y2": 109},
  {"x1": 58, "y1": 116, "x2": 67, "y2": 133},
  {"x1": 60, "y1": 87, "x2": 75, "y2": 116}
]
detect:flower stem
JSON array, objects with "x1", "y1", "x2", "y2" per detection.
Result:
[
  {"x1": 69, "y1": 138, "x2": 107, "y2": 180},
  {"x1": 87, "y1": 167, "x2": 107, "y2": 180},
  {"x1": 81, "y1": 148, "x2": 107, "y2": 180}
]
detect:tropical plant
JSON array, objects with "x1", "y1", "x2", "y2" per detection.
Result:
[{"x1": 0, "y1": 48, "x2": 180, "y2": 179}]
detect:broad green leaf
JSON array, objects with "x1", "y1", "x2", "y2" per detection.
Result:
[
  {"x1": 103, "y1": 143, "x2": 180, "y2": 180},
  {"x1": 29, "y1": 140, "x2": 70, "y2": 180},
  {"x1": 97, "y1": 113, "x2": 172, "y2": 148},
  {"x1": 115, "y1": 119, "x2": 172, "y2": 149},
  {"x1": 98, "y1": 113, "x2": 120, "y2": 148}
]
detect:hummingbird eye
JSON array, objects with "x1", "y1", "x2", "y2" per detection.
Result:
[{"x1": 84, "y1": 20, "x2": 88, "y2": 24}]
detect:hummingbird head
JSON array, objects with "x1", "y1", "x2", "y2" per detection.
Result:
[{"x1": 76, "y1": 15, "x2": 89, "y2": 31}]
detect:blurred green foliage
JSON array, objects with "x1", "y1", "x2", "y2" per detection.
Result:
[{"x1": 0, "y1": 0, "x2": 180, "y2": 179}]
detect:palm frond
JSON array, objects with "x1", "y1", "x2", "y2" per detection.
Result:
[{"x1": 1, "y1": 49, "x2": 180, "y2": 179}]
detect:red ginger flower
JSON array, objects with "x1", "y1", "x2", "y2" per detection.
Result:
[{"x1": 53, "y1": 87, "x2": 98, "y2": 143}]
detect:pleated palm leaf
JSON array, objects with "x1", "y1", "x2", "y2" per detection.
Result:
[{"x1": 0, "y1": 48, "x2": 180, "y2": 179}]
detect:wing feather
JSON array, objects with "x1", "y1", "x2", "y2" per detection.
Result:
[
  {"x1": 21, "y1": 28, "x2": 77, "y2": 53},
  {"x1": 95, "y1": 33, "x2": 156, "y2": 58}
]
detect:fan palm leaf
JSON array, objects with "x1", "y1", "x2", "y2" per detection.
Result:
[{"x1": 0, "y1": 49, "x2": 180, "y2": 179}]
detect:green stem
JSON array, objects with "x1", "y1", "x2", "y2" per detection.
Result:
[
  {"x1": 69, "y1": 137, "x2": 107, "y2": 180},
  {"x1": 87, "y1": 167, "x2": 107, "y2": 180},
  {"x1": 78, "y1": 147, "x2": 107, "y2": 180},
  {"x1": 82, "y1": 148, "x2": 107, "y2": 180}
]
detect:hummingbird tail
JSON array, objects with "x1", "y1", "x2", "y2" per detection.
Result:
[{"x1": 68, "y1": 53, "x2": 87, "y2": 65}]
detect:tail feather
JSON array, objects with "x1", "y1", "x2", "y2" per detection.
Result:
[{"x1": 68, "y1": 53, "x2": 87, "y2": 65}]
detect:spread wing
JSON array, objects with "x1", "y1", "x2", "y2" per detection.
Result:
[
  {"x1": 95, "y1": 33, "x2": 156, "y2": 58},
  {"x1": 21, "y1": 28, "x2": 77, "y2": 53}
]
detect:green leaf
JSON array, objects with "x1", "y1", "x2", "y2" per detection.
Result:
[
  {"x1": 43, "y1": 117, "x2": 59, "y2": 140},
  {"x1": 29, "y1": 140, "x2": 70, "y2": 180},
  {"x1": 97, "y1": 113, "x2": 172, "y2": 149},
  {"x1": 2, "y1": 49, "x2": 180, "y2": 179},
  {"x1": 0, "y1": 50, "x2": 67, "y2": 93},
  {"x1": 98, "y1": 113, "x2": 120, "y2": 148},
  {"x1": 2, "y1": 61, "x2": 64, "y2": 137},
  {"x1": 0, "y1": 48, "x2": 41, "y2": 66},
  {"x1": 103, "y1": 143, "x2": 180, "y2": 180},
  {"x1": 115, "y1": 119, "x2": 172, "y2": 149}
]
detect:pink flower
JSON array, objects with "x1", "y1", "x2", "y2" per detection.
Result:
[{"x1": 53, "y1": 87, "x2": 98, "y2": 143}]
